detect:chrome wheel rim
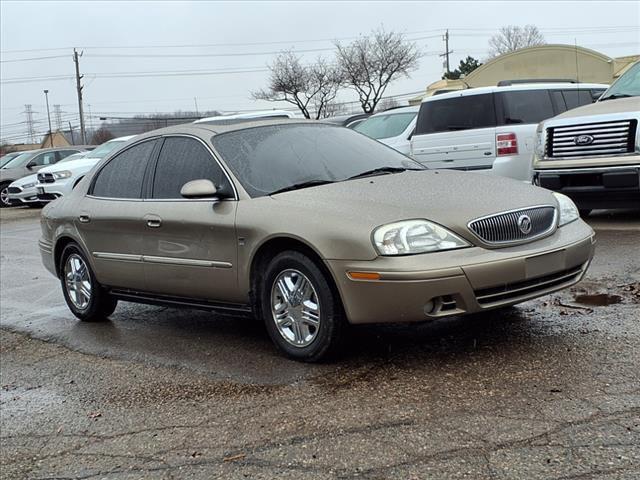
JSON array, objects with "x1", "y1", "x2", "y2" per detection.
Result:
[
  {"x1": 64, "y1": 254, "x2": 92, "y2": 310},
  {"x1": 0, "y1": 187, "x2": 10, "y2": 206},
  {"x1": 271, "y1": 269, "x2": 321, "y2": 348}
]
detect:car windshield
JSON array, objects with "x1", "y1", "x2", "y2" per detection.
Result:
[
  {"x1": 86, "y1": 140, "x2": 126, "y2": 158},
  {"x1": 212, "y1": 123, "x2": 424, "y2": 197},
  {"x1": 600, "y1": 62, "x2": 640, "y2": 100},
  {"x1": 0, "y1": 153, "x2": 20, "y2": 167},
  {"x1": 354, "y1": 112, "x2": 417, "y2": 139},
  {"x1": 1, "y1": 152, "x2": 34, "y2": 169}
]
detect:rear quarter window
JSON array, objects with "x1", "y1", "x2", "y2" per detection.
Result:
[
  {"x1": 496, "y1": 90, "x2": 555, "y2": 125},
  {"x1": 415, "y1": 94, "x2": 496, "y2": 135}
]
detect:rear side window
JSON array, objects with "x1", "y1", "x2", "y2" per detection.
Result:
[
  {"x1": 151, "y1": 137, "x2": 226, "y2": 199},
  {"x1": 561, "y1": 89, "x2": 604, "y2": 110},
  {"x1": 31, "y1": 151, "x2": 58, "y2": 166},
  {"x1": 91, "y1": 140, "x2": 157, "y2": 198},
  {"x1": 415, "y1": 94, "x2": 496, "y2": 135},
  {"x1": 497, "y1": 90, "x2": 555, "y2": 125}
]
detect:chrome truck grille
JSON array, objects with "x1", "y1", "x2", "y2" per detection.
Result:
[
  {"x1": 468, "y1": 206, "x2": 556, "y2": 245},
  {"x1": 37, "y1": 172, "x2": 55, "y2": 183},
  {"x1": 546, "y1": 120, "x2": 637, "y2": 158}
]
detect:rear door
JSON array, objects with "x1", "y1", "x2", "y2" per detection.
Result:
[
  {"x1": 411, "y1": 93, "x2": 497, "y2": 170},
  {"x1": 141, "y1": 135, "x2": 239, "y2": 303},
  {"x1": 78, "y1": 139, "x2": 158, "y2": 290}
]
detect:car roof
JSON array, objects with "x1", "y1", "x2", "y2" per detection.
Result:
[
  {"x1": 193, "y1": 110, "x2": 297, "y2": 124},
  {"x1": 370, "y1": 105, "x2": 419, "y2": 116},
  {"x1": 422, "y1": 82, "x2": 610, "y2": 103}
]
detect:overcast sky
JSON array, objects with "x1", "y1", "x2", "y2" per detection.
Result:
[{"x1": 1, "y1": 0, "x2": 639, "y2": 143}]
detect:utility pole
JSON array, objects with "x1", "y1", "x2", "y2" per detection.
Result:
[
  {"x1": 24, "y1": 104, "x2": 36, "y2": 143},
  {"x1": 68, "y1": 121, "x2": 75, "y2": 145},
  {"x1": 73, "y1": 48, "x2": 86, "y2": 144},
  {"x1": 440, "y1": 29, "x2": 453, "y2": 74},
  {"x1": 53, "y1": 104, "x2": 63, "y2": 130},
  {"x1": 43, "y1": 90, "x2": 54, "y2": 148}
]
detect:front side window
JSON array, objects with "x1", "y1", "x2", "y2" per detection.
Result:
[
  {"x1": 31, "y1": 151, "x2": 58, "y2": 166},
  {"x1": 212, "y1": 124, "x2": 423, "y2": 198},
  {"x1": 497, "y1": 90, "x2": 555, "y2": 125},
  {"x1": 354, "y1": 112, "x2": 417, "y2": 139},
  {"x1": 415, "y1": 94, "x2": 497, "y2": 135},
  {"x1": 151, "y1": 137, "x2": 227, "y2": 199},
  {"x1": 91, "y1": 140, "x2": 157, "y2": 198},
  {"x1": 561, "y1": 89, "x2": 601, "y2": 110}
]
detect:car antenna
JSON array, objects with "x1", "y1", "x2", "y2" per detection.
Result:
[{"x1": 574, "y1": 39, "x2": 581, "y2": 97}]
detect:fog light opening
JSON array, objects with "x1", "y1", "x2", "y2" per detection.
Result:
[{"x1": 424, "y1": 295, "x2": 458, "y2": 316}]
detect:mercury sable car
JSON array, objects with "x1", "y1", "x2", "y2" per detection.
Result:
[{"x1": 39, "y1": 121, "x2": 595, "y2": 361}]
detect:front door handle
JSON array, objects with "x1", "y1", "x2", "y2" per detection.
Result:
[
  {"x1": 78, "y1": 214, "x2": 91, "y2": 223},
  {"x1": 144, "y1": 214, "x2": 162, "y2": 228}
]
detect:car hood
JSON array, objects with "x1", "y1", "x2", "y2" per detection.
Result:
[
  {"x1": 553, "y1": 96, "x2": 640, "y2": 120},
  {"x1": 39, "y1": 157, "x2": 100, "y2": 174},
  {"x1": 11, "y1": 173, "x2": 38, "y2": 187},
  {"x1": 269, "y1": 169, "x2": 557, "y2": 240}
]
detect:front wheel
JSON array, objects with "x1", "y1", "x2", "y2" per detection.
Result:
[
  {"x1": 60, "y1": 243, "x2": 117, "y2": 321},
  {"x1": 0, "y1": 183, "x2": 12, "y2": 208},
  {"x1": 261, "y1": 251, "x2": 345, "y2": 362}
]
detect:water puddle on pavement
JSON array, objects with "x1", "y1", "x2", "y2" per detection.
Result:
[{"x1": 573, "y1": 293, "x2": 623, "y2": 307}]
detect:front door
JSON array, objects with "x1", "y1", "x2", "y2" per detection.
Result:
[{"x1": 141, "y1": 136, "x2": 239, "y2": 303}]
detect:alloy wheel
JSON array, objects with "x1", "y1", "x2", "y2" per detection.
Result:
[
  {"x1": 64, "y1": 254, "x2": 92, "y2": 310},
  {"x1": 0, "y1": 187, "x2": 11, "y2": 207},
  {"x1": 270, "y1": 269, "x2": 321, "y2": 347}
]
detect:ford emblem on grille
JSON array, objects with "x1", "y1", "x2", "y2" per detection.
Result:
[
  {"x1": 517, "y1": 214, "x2": 532, "y2": 234},
  {"x1": 574, "y1": 134, "x2": 594, "y2": 146}
]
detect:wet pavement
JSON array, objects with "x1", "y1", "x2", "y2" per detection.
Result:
[{"x1": 1, "y1": 206, "x2": 639, "y2": 479}]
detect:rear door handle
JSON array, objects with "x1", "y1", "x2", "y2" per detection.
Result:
[
  {"x1": 78, "y1": 214, "x2": 91, "y2": 223},
  {"x1": 144, "y1": 214, "x2": 162, "y2": 228}
]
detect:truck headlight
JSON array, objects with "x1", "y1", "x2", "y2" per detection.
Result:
[
  {"x1": 534, "y1": 124, "x2": 545, "y2": 159},
  {"x1": 373, "y1": 219, "x2": 471, "y2": 256},
  {"x1": 553, "y1": 192, "x2": 580, "y2": 226},
  {"x1": 52, "y1": 170, "x2": 72, "y2": 180}
]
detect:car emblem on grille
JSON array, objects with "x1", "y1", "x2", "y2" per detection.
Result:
[
  {"x1": 517, "y1": 214, "x2": 532, "y2": 235},
  {"x1": 574, "y1": 134, "x2": 594, "y2": 146}
]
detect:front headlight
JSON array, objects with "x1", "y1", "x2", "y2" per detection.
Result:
[
  {"x1": 22, "y1": 182, "x2": 36, "y2": 189},
  {"x1": 553, "y1": 192, "x2": 579, "y2": 226},
  {"x1": 373, "y1": 219, "x2": 471, "y2": 256},
  {"x1": 52, "y1": 170, "x2": 72, "y2": 180}
]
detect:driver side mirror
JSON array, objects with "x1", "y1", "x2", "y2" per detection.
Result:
[
  {"x1": 26, "y1": 161, "x2": 37, "y2": 169},
  {"x1": 180, "y1": 179, "x2": 218, "y2": 199}
]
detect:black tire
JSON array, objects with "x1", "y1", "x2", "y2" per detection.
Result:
[
  {"x1": 579, "y1": 209, "x2": 592, "y2": 218},
  {"x1": 0, "y1": 182, "x2": 12, "y2": 208},
  {"x1": 260, "y1": 250, "x2": 345, "y2": 362},
  {"x1": 59, "y1": 243, "x2": 117, "y2": 321}
]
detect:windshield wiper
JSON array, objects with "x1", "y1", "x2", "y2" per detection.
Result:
[
  {"x1": 346, "y1": 166, "x2": 414, "y2": 180},
  {"x1": 599, "y1": 93, "x2": 633, "y2": 101},
  {"x1": 269, "y1": 179, "x2": 335, "y2": 195}
]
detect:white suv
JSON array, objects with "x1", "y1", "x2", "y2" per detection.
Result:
[
  {"x1": 353, "y1": 106, "x2": 419, "y2": 155},
  {"x1": 36, "y1": 136, "x2": 136, "y2": 202},
  {"x1": 410, "y1": 82, "x2": 608, "y2": 181}
]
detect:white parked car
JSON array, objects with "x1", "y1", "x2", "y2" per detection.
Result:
[
  {"x1": 410, "y1": 82, "x2": 608, "y2": 181},
  {"x1": 36, "y1": 136, "x2": 136, "y2": 202},
  {"x1": 8, "y1": 152, "x2": 87, "y2": 206},
  {"x1": 353, "y1": 106, "x2": 419, "y2": 155}
]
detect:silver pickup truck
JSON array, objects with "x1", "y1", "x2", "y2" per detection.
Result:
[{"x1": 532, "y1": 62, "x2": 640, "y2": 214}]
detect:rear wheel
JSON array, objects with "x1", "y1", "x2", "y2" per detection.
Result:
[
  {"x1": 261, "y1": 250, "x2": 345, "y2": 362},
  {"x1": 0, "y1": 182, "x2": 12, "y2": 208},
  {"x1": 60, "y1": 243, "x2": 117, "y2": 321}
]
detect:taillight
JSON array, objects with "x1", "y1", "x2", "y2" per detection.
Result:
[{"x1": 496, "y1": 133, "x2": 518, "y2": 156}]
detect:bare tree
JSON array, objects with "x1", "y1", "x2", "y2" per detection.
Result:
[
  {"x1": 90, "y1": 126, "x2": 115, "y2": 145},
  {"x1": 488, "y1": 25, "x2": 545, "y2": 58},
  {"x1": 335, "y1": 28, "x2": 420, "y2": 113},
  {"x1": 253, "y1": 52, "x2": 342, "y2": 119},
  {"x1": 378, "y1": 97, "x2": 399, "y2": 111}
]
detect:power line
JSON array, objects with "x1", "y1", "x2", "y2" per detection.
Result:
[{"x1": 0, "y1": 54, "x2": 69, "y2": 63}]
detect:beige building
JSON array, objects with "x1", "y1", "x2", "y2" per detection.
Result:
[
  {"x1": 10, "y1": 131, "x2": 71, "y2": 152},
  {"x1": 409, "y1": 44, "x2": 639, "y2": 104}
]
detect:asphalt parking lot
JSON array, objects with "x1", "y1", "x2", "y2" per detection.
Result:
[{"x1": 1, "y1": 206, "x2": 639, "y2": 479}]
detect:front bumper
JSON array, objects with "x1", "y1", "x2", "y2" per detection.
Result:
[
  {"x1": 36, "y1": 179, "x2": 72, "y2": 202},
  {"x1": 327, "y1": 220, "x2": 595, "y2": 324},
  {"x1": 532, "y1": 165, "x2": 640, "y2": 209},
  {"x1": 7, "y1": 185, "x2": 41, "y2": 204}
]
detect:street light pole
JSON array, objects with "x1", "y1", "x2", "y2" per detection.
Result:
[{"x1": 43, "y1": 89, "x2": 54, "y2": 148}]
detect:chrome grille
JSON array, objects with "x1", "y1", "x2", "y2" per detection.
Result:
[
  {"x1": 468, "y1": 206, "x2": 556, "y2": 245},
  {"x1": 546, "y1": 120, "x2": 637, "y2": 158},
  {"x1": 37, "y1": 172, "x2": 55, "y2": 183}
]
